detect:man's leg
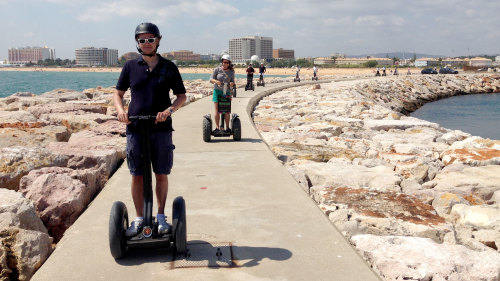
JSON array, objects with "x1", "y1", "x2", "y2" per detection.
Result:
[
  {"x1": 155, "y1": 174, "x2": 168, "y2": 215},
  {"x1": 131, "y1": 175, "x2": 144, "y2": 216}
]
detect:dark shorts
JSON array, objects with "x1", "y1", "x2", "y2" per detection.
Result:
[{"x1": 126, "y1": 131, "x2": 175, "y2": 176}]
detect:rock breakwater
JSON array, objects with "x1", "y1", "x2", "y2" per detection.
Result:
[
  {"x1": 0, "y1": 79, "x2": 214, "y2": 281},
  {"x1": 253, "y1": 74, "x2": 500, "y2": 280}
]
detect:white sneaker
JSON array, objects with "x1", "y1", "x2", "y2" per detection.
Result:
[
  {"x1": 125, "y1": 218, "x2": 143, "y2": 237},
  {"x1": 157, "y1": 215, "x2": 171, "y2": 234}
]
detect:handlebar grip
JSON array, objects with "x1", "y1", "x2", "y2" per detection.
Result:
[{"x1": 128, "y1": 115, "x2": 171, "y2": 121}]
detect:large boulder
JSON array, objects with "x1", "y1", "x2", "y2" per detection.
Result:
[
  {"x1": 19, "y1": 167, "x2": 101, "y2": 242},
  {"x1": 0, "y1": 146, "x2": 68, "y2": 191},
  {"x1": 0, "y1": 188, "x2": 52, "y2": 281},
  {"x1": 441, "y1": 136, "x2": 500, "y2": 166},
  {"x1": 352, "y1": 234, "x2": 500, "y2": 281}
]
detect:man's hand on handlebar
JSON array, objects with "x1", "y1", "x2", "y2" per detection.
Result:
[
  {"x1": 117, "y1": 112, "x2": 130, "y2": 124},
  {"x1": 156, "y1": 109, "x2": 172, "y2": 124}
]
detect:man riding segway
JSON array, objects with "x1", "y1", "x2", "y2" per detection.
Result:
[
  {"x1": 257, "y1": 62, "x2": 266, "y2": 86},
  {"x1": 110, "y1": 22, "x2": 187, "y2": 259},
  {"x1": 245, "y1": 63, "x2": 255, "y2": 91}
]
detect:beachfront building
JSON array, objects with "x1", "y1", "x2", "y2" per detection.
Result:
[
  {"x1": 273, "y1": 48, "x2": 295, "y2": 60},
  {"x1": 228, "y1": 36, "x2": 273, "y2": 64},
  {"x1": 200, "y1": 54, "x2": 221, "y2": 61},
  {"x1": 441, "y1": 58, "x2": 465, "y2": 67},
  {"x1": 336, "y1": 57, "x2": 392, "y2": 66},
  {"x1": 314, "y1": 57, "x2": 335, "y2": 65},
  {"x1": 468, "y1": 57, "x2": 493, "y2": 67},
  {"x1": 75, "y1": 47, "x2": 118, "y2": 66},
  {"x1": 414, "y1": 58, "x2": 440, "y2": 67},
  {"x1": 162, "y1": 50, "x2": 201, "y2": 62},
  {"x1": 8, "y1": 46, "x2": 55, "y2": 64}
]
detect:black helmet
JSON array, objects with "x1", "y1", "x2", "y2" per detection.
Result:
[
  {"x1": 135, "y1": 23, "x2": 161, "y2": 57},
  {"x1": 135, "y1": 22, "x2": 161, "y2": 39}
]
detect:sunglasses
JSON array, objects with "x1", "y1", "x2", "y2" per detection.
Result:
[{"x1": 138, "y1": 38, "x2": 157, "y2": 44}]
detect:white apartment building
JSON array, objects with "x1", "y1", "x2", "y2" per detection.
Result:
[
  {"x1": 8, "y1": 46, "x2": 55, "y2": 64},
  {"x1": 75, "y1": 47, "x2": 118, "y2": 66},
  {"x1": 228, "y1": 36, "x2": 273, "y2": 63}
]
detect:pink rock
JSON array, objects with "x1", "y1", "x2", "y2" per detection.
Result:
[
  {"x1": 27, "y1": 103, "x2": 107, "y2": 118},
  {"x1": 19, "y1": 166, "x2": 100, "y2": 242},
  {"x1": 0, "y1": 188, "x2": 52, "y2": 281}
]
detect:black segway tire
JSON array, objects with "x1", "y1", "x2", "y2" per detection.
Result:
[
  {"x1": 232, "y1": 117, "x2": 241, "y2": 141},
  {"x1": 172, "y1": 196, "x2": 187, "y2": 256},
  {"x1": 109, "y1": 201, "x2": 128, "y2": 259},
  {"x1": 203, "y1": 117, "x2": 212, "y2": 142}
]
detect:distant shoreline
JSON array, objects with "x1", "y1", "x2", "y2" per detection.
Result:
[{"x1": 0, "y1": 66, "x2": 382, "y2": 76}]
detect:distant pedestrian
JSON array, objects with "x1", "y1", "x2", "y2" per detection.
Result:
[{"x1": 407, "y1": 67, "x2": 411, "y2": 75}]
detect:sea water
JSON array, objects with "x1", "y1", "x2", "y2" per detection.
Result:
[
  {"x1": 411, "y1": 93, "x2": 500, "y2": 140},
  {"x1": 0, "y1": 71, "x2": 285, "y2": 97}
]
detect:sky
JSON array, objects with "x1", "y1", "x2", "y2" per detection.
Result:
[{"x1": 1, "y1": 0, "x2": 499, "y2": 60}]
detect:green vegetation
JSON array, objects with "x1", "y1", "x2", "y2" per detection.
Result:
[{"x1": 363, "y1": 60, "x2": 378, "y2": 68}]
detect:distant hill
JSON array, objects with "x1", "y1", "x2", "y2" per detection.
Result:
[{"x1": 349, "y1": 52, "x2": 443, "y2": 59}]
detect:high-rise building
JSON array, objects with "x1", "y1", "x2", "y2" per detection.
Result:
[
  {"x1": 8, "y1": 46, "x2": 55, "y2": 64},
  {"x1": 273, "y1": 48, "x2": 295, "y2": 60},
  {"x1": 228, "y1": 36, "x2": 273, "y2": 63},
  {"x1": 75, "y1": 47, "x2": 118, "y2": 66}
]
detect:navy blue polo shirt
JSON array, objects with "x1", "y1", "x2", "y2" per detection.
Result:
[{"x1": 116, "y1": 55, "x2": 186, "y2": 133}]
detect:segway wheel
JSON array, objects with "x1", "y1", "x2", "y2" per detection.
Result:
[
  {"x1": 172, "y1": 196, "x2": 187, "y2": 256},
  {"x1": 203, "y1": 117, "x2": 212, "y2": 142},
  {"x1": 232, "y1": 117, "x2": 241, "y2": 141},
  {"x1": 109, "y1": 201, "x2": 128, "y2": 259}
]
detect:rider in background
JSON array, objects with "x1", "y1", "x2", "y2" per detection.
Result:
[
  {"x1": 295, "y1": 65, "x2": 301, "y2": 79},
  {"x1": 259, "y1": 62, "x2": 266, "y2": 83},
  {"x1": 209, "y1": 54, "x2": 234, "y2": 134},
  {"x1": 246, "y1": 63, "x2": 255, "y2": 89},
  {"x1": 313, "y1": 65, "x2": 318, "y2": 79}
]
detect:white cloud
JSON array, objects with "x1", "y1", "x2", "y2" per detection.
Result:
[
  {"x1": 77, "y1": 0, "x2": 238, "y2": 22},
  {"x1": 355, "y1": 15, "x2": 384, "y2": 26}
]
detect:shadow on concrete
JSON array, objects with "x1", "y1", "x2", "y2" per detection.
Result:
[
  {"x1": 114, "y1": 241, "x2": 292, "y2": 268},
  {"x1": 207, "y1": 138, "x2": 262, "y2": 143},
  {"x1": 231, "y1": 245, "x2": 292, "y2": 268}
]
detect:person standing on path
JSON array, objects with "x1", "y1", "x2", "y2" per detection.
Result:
[
  {"x1": 209, "y1": 54, "x2": 235, "y2": 133},
  {"x1": 259, "y1": 62, "x2": 266, "y2": 84},
  {"x1": 113, "y1": 22, "x2": 187, "y2": 237},
  {"x1": 246, "y1": 63, "x2": 255, "y2": 89}
]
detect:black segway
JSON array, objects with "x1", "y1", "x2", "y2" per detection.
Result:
[
  {"x1": 245, "y1": 77, "x2": 254, "y2": 91},
  {"x1": 257, "y1": 73, "x2": 265, "y2": 87},
  {"x1": 109, "y1": 115, "x2": 187, "y2": 259},
  {"x1": 312, "y1": 73, "x2": 318, "y2": 81},
  {"x1": 293, "y1": 73, "x2": 301, "y2": 82},
  {"x1": 203, "y1": 85, "x2": 241, "y2": 142}
]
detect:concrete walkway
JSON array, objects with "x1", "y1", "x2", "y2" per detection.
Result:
[{"x1": 32, "y1": 79, "x2": 380, "y2": 281}]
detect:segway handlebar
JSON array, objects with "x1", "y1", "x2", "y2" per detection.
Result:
[{"x1": 128, "y1": 115, "x2": 172, "y2": 121}]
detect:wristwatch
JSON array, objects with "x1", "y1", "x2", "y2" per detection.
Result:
[{"x1": 168, "y1": 107, "x2": 174, "y2": 114}]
